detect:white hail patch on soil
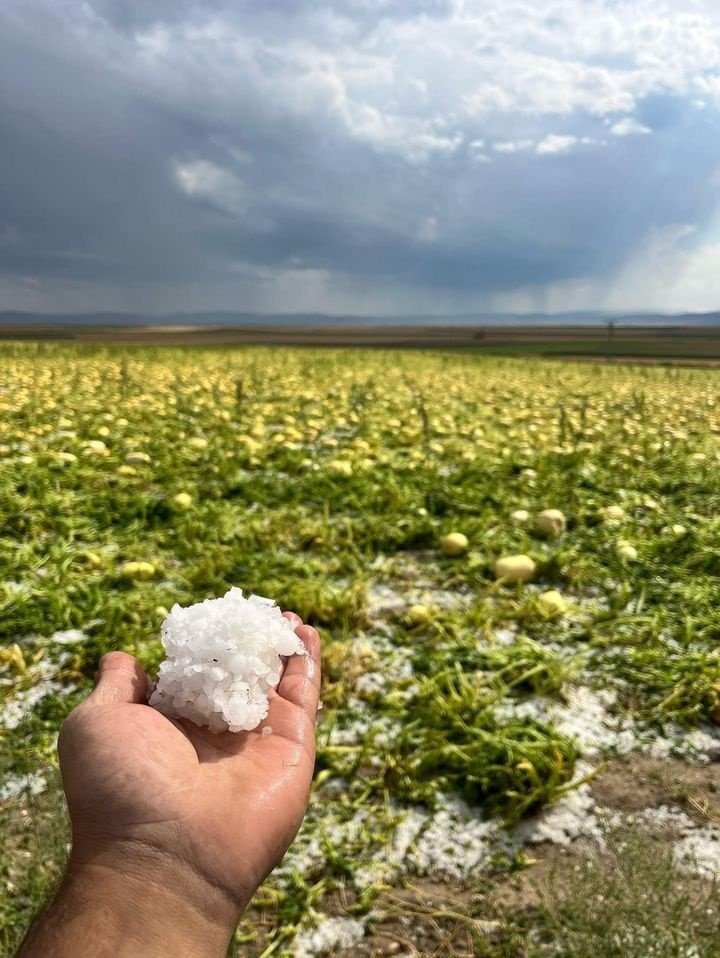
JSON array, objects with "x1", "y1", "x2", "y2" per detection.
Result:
[
  {"x1": 674, "y1": 827, "x2": 720, "y2": 879},
  {"x1": 292, "y1": 915, "x2": 367, "y2": 957},
  {"x1": 0, "y1": 771, "x2": 47, "y2": 802},
  {"x1": 351, "y1": 632, "x2": 415, "y2": 698},
  {"x1": 352, "y1": 796, "x2": 509, "y2": 885},
  {"x1": 493, "y1": 626, "x2": 519, "y2": 646},
  {"x1": 630, "y1": 806, "x2": 697, "y2": 832},
  {"x1": 408, "y1": 796, "x2": 508, "y2": 879},
  {"x1": 366, "y1": 581, "x2": 469, "y2": 622},
  {"x1": 353, "y1": 808, "x2": 428, "y2": 888},
  {"x1": 325, "y1": 699, "x2": 399, "y2": 748},
  {"x1": 495, "y1": 685, "x2": 720, "y2": 764},
  {"x1": 517, "y1": 777, "x2": 602, "y2": 848},
  {"x1": 0, "y1": 653, "x2": 73, "y2": 731}
]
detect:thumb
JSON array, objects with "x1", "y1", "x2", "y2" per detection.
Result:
[{"x1": 87, "y1": 651, "x2": 150, "y2": 706}]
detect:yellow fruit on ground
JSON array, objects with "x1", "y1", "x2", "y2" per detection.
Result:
[
  {"x1": 495, "y1": 554, "x2": 536, "y2": 583},
  {"x1": 537, "y1": 590, "x2": 567, "y2": 616},
  {"x1": 236, "y1": 435, "x2": 260, "y2": 454},
  {"x1": 616, "y1": 541, "x2": 638, "y2": 561},
  {"x1": 328, "y1": 459, "x2": 353, "y2": 477},
  {"x1": 510, "y1": 509, "x2": 530, "y2": 524},
  {"x1": 406, "y1": 604, "x2": 434, "y2": 624},
  {"x1": 125, "y1": 451, "x2": 151, "y2": 465},
  {"x1": 119, "y1": 561, "x2": 156, "y2": 581},
  {"x1": 440, "y1": 532, "x2": 469, "y2": 557},
  {"x1": 0, "y1": 643, "x2": 27, "y2": 674},
  {"x1": 535, "y1": 508, "x2": 566, "y2": 536},
  {"x1": 173, "y1": 492, "x2": 193, "y2": 510},
  {"x1": 83, "y1": 440, "x2": 109, "y2": 457}
]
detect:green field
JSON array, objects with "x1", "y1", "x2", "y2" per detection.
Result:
[
  {"x1": 475, "y1": 337, "x2": 720, "y2": 360},
  {"x1": 1, "y1": 344, "x2": 719, "y2": 956}
]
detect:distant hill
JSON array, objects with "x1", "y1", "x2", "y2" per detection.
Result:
[{"x1": 2, "y1": 309, "x2": 720, "y2": 327}]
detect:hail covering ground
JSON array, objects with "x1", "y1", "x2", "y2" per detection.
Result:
[{"x1": 1, "y1": 345, "x2": 720, "y2": 954}]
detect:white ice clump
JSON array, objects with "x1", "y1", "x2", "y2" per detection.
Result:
[
  {"x1": 149, "y1": 588, "x2": 305, "y2": 732},
  {"x1": 50, "y1": 629, "x2": 87, "y2": 645}
]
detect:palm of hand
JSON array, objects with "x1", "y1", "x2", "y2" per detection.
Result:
[{"x1": 60, "y1": 616, "x2": 320, "y2": 907}]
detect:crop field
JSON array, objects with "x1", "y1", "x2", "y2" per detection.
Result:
[{"x1": 1, "y1": 343, "x2": 720, "y2": 956}]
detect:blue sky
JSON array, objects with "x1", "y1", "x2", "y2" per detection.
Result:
[{"x1": 2, "y1": 0, "x2": 720, "y2": 315}]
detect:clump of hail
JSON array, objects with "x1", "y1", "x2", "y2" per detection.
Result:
[{"x1": 149, "y1": 588, "x2": 305, "y2": 733}]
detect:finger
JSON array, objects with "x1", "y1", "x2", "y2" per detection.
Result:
[
  {"x1": 86, "y1": 651, "x2": 150, "y2": 706},
  {"x1": 276, "y1": 624, "x2": 321, "y2": 720},
  {"x1": 280, "y1": 610, "x2": 304, "y2": 680}
]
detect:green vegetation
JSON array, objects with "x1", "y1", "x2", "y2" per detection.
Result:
[
  {"x1": 1, "y1": 343, "x2": 720, "y2": 954},
  {"x1": 536, "y1": 827, "x2": 720, "y2": 957}
]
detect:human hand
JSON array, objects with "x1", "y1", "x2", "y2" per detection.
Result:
[{"x1": 41, "y1": 611, "x2": 320, "y2": 956}]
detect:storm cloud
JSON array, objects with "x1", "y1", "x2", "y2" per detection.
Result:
[{"x1": 2, "y1": 0, "x2": 720, "y2": 314}]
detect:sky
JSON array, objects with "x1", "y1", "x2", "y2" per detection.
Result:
[{"x1": 2, "y1": 0, "x2": 720, "y2": 316}]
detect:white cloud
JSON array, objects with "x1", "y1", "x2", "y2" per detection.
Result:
[
  {"x1": 338, "y1": 99, "x2": 461, "y2": 161},
  {"x1": 468, "y1": 137, "x2": 491, "y2": 162},
  {"x1": 119, "y1": 0, "x2": 720, "y2": 164},
  {"x1": 173, "y1": 159, "x2": 248, "y2": 215},
  {"x1": 610, "y1": 117, "x2": 652, "y2": 137},
  {"x1": 493, "y1": 139, "x2": 534, "y2": 154},
  {"x1": 535, "y1": 134, "x2": 578, "y2": 155}
]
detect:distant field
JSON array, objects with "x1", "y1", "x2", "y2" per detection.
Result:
[
  {"x1": 483, "y1": 338, "x2": 720, "y2": 361},
  {"x1": 3, "y1": 323, "x2": 720, "y2": 365},
  {"x1": 1, "y1": 343, "x2": 719, "y2": 956}
]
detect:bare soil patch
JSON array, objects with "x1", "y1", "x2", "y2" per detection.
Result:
[
  {"x1": 589, "y1": 756, "x2": 720, "y2": 823},
  {"x1": 340, "y1": 881, "x2": 489, "y2": 958}
]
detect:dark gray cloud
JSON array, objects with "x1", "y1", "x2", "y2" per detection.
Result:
[{"x1": 2, "y1": 0, "x2": 720, "y2": 313}]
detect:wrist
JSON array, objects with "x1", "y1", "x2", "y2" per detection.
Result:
[{"x1": 20, "y1": 841, "x2": 246, "y2": 958}]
